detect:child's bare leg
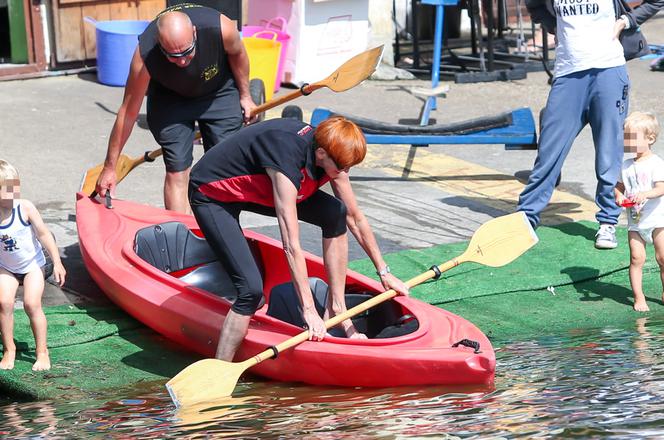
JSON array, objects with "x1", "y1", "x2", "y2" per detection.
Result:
[
  {"x1": 628, "y1": 231, "x2": 649, "y2": 312},
  {"x1": 652, "y1": 228, "x2": 664, "y2": 303},
  {"x1": 22, "y1": 270, "x2": 50, "y2": 371},
  {"x1": 0, "y1": 270, "x2": 19, "y2": 369}
]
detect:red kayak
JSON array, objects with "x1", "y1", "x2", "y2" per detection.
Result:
[{"x1": 76, "y1": 193, "x2": 495, "y2": 387}]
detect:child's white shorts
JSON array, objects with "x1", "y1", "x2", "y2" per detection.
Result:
[{"x1": 629, "y1": 227, "x2": 664, "y2": 244}]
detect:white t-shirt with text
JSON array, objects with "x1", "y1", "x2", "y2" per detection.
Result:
[{"x1": 554, "y1": 0, "x2": 626, "y2": 77}]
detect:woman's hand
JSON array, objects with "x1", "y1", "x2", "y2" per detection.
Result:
[
  {"x1": 380, "y1": 273, "x2": 410, "y2": 296},
  {"x1": 302, "y1": 308, "x2": 326, "y2": 342},
  {"x1": 613, "y1": 17, "x2": 627, "y2": 40}
]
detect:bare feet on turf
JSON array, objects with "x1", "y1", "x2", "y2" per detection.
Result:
[
  {"x1": 32, "y1": 351, "x2": 51, "y2": 371},
  {"x1": 633, "y1": 299, "x2": 650, "y2": 312},
  {"x1": 0, "y1": 350, "x2": 15, "y2": 370}
]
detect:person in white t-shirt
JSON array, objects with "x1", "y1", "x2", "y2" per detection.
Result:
[
  {"x1": 614, "y1": 112, "x2": 664, "y2": 311},
  {"x1": 519, "y1": 0, "x2": 664, "y2": 250}
]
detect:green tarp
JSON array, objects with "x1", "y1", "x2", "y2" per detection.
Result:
[
  {"x1": 350, "y1": 221, "x2": 662, "y2": 342},
  {"x1": 2, "y1": 221, "x2": 661, "y2": 400},
  {"x1": 0, "y1": 306, "x2": 196, "y2": 401}
]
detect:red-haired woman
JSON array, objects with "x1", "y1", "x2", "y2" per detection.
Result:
[{"x1": 189, "y1": 116, "x2": 409, "y2": 361}]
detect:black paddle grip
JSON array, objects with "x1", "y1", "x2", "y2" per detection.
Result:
[
  {"x1": 300, "y1": 83, "x2": 312, "y2": 96},
  {"x1": 430, "y1": 265, "x2": 442, "y2": 279}
]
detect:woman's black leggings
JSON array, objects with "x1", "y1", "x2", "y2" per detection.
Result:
[{"x1": 190, "y1": 189, "x2": 347, "y2": 316}]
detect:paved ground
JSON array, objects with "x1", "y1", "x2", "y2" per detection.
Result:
[{"x1": 1, "y1": 17, "x2": 664, "y2": 307}]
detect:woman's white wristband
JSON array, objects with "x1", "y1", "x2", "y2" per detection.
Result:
[
  {"x1": 620, "y1": 15, "x2": 631, "y2": 29},
  {"x1": 376, "y1": 265, "x2": 391, "y2": 277}
]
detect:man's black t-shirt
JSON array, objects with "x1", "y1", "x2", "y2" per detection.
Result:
[
  {"x1": 190, "y1": 119, "x2": 330, "y2": 207},
  {"x1": 139, "y1": 4, "x2": 234, "y2": 98}
]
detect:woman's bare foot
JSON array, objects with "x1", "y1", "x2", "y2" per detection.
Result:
[
  {"x1": 343, "y1": 324, "x2": 367, "y2": 339},
  {"x1": 0, "y1": 350, "x2": 15, "y2": 370},
  {"x1": 32, "y1": 350, "x2": 50, "y2": 371},
  {"x1": 634, "y1": 299, "x2": 650, "y2": 312},
  {"x1": 348, "y1": 331, "x2": 368, "y2": 340}
]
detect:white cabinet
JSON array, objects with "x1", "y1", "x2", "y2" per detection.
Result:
[{"x1": 247, "y1": 0, "x2": 369, "y2": 85}]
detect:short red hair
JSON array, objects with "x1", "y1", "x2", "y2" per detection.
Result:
[{"x1": 314, "y1": 116, "x2": 366, "y2": 169}]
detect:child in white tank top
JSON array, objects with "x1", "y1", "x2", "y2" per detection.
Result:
[
  {"x1": 0, "y1": 160, "x2": 66, "y2": 371},
  {"x1": 614, "y1": 112, "x2": 664, "y2": 312}
]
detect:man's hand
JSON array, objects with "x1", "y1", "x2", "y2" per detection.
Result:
[
  {"x1": 95, "y1": 166, "x2": 117, "y2": 198},
  {"x1": 240, "y1": 95, "x2": 258, "y2": 125},
  {"x1": 302, "y1": 308, "x2": 326, "y2": 342}
]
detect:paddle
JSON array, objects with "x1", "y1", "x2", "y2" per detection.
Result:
[
  {"x1": 248, "y1": 45, "x2": 384, "y2": 118},
  {"x1": 80, "y1": 46, "x2": 383, "y2": 196},
  {"x1": 165, "y1": 211, "x2": 538, "y2": 407},
  {"x1": 80, "y1": 147, "x2": 165, "y2": 196}
]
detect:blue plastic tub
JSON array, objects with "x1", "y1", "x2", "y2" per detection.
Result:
[{"x1": 85, "y1": 18, "x2": 150, "y2": 87}]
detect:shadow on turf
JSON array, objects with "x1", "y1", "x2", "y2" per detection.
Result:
[
  {"x1": 562, "y1": 266, "x2": 664, "y2": 308},
  {"x1": 562, "y1": 266, "x2": 634, "y2": 306}
]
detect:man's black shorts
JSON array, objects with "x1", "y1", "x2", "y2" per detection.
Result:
[{"x1": 147, "y1": 81, "x2": 243, "y2": 172}]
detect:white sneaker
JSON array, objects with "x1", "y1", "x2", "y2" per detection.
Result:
[{"x1": 595, "y1": 224, "x2": 617, "y2": 249}]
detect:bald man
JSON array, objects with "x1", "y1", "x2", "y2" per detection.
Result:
[{"x1": 96, "y1": 5, "x2": 256, "y2": 213}]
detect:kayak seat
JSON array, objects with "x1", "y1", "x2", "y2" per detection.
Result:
[
  {"x1": 267, "y1": 278, "x2": 417, "y2": 339},
  {"x1": 134, "y1": 222, "x2": 265, "y2": 307},
  {"x1": 134, "y1": 222, "x2": 217, "y2": 273}
]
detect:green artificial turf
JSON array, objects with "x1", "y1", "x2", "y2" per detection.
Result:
[
  {"x1": 351, "y1": 221, "x2": 663, "y2": 342},
  {"x1": 2, "y1": 221, "x2": 661, "y2": 401},
  {"x1": 0, "y1": 305, "x2": 197, "y2": 401}
]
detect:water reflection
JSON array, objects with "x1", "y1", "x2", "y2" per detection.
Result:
[{"x1": 2, "y1": 319, "x2": 664, "y2": 438}]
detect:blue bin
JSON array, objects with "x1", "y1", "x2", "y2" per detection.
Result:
[{"x1": 85, "y1": 18, "x2": 150, "y2": 87}]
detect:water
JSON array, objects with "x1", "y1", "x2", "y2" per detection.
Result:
[{"x1": 2, "y1": 317, "x2": 664, "y2": 438}]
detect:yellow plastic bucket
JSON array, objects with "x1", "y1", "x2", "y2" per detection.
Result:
[{"x1": 244, "y1": 31, "x2": 281, "y2": 100}]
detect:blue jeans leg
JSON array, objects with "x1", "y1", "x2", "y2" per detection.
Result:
[
  {"x1": 588, "y1": 65, "x2": 629, "y2": 225},
  {"x1": 517, "y1": 72, "x2": 589, "y2": 227}
]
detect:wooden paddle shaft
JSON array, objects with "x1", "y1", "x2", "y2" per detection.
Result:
[
  {"x1": 250, "y1": 83, "x2": 324, "y2": 118},
  {"x1": 132, "y1": 148, "x2": 163, "y2": 169},
  {"x1": 243, "y1": 258, "x2": 465, "y2": 368}
]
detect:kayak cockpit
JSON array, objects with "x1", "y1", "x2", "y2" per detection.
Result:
[
  {"x1": 133, "y1": 221, "x2": 419, "y2": 339},
  {"x1": 266, "y1": 277, "x2": 418, "y2": 339}
]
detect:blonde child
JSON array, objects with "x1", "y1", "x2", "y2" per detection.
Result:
[
  {"x1": 0, "y1": 160, "x2": 66, "y2": 370},
  {"x1": 614, "y1": 112, "x2": 664, "y2": 312}
]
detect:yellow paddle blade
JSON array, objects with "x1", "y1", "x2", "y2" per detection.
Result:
[
  {"x1": 173, "y1": 395, "x2": 259, "y2": 428},
  {"x1": 80, "y1": 162, "x2": 106, "y2": 196},
  {"x1": 166, "y1": 358, "x2": 248, "y2": 407},
  {"x1": 80, "y1": 154, "x2": 140, "y2": 196},
  {"x1": 320, "y1": 45, "x2": 384, "y2": 92},
  {"x1": 460, "y1": 212, "x2": 538, "y2": 267},
  {"x1": 80, "y1": 149, "x2": 163, "y2": 196}
]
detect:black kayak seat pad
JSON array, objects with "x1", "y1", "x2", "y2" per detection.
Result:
[
  {"x1": 322, "y1": 109, "x2": 513, "y2": 135},
  {"x1": 134, "y1": 221, "x2": 265, "y2": 307},
  {"x1": 267, "y1": 277, "x2": 418, "y2": 339}
]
